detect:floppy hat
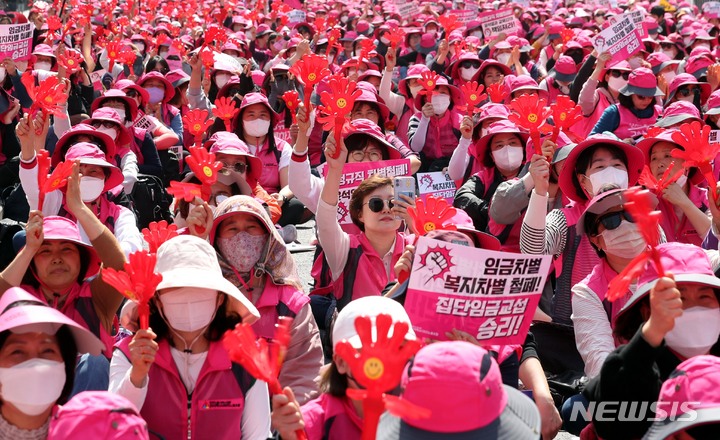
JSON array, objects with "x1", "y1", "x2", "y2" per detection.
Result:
[
  {"x1": 64, "y1": 142, "x2": 124, "y2": 192},
  {"x1": 39, "y1": 216, "x2": 101, "y2": 279},
  {"x1": 237, "y1": 92, "x2": 279, "y2": 124},
  {"x1": 667, "y1": 73, "x2": 711, "y2": 103},
  {"x1": 208, "y1": 132, "x2": 263, "y2": 182},
  {"x1": 636, "y1": 129, "x2": 682, "y2": 161},
  {"x1": 354, "y1": 88, "x2": 391, "y2": 122},
  {"x1": 508, "y1": 75, "x2": 542, "y2": 96},
  {"x1": 331, "y1": 296, "x2": 415, "y2": 349},
  {"x1": 654, "y1": 101, "x2": 702, "y2": 128},
  {"x1": 705, "y1": 89, "x2": 720, "y2": 116},
  {"x1": 619, "y1": 68, "x2": 664, "y2": 97},
  {"x1": 137, "y1": 71, "x2": 176, "y2": 103},
  {"x1": 52, "y1": 124, "x2": 116, "y2": 168},
  {"x1": 575, "y1": 186, "x2": 657, "y2": 235},
  {"x1": 643, "y1": 355, "x2": 720, "y2": 440},
  {"x1": 0, "y1": 287, "x2": 104, "y2": 356},
  {"x1": 450, "y1": 209, "x2": 502, "y2": 250},
  {"x1": 558, "y1": 133, "x2": 644, "y2": 202},
  {"x1": 472, "y1": 59, "x2": 512, "y2": 83},
  {"x1": 552, "y1": 56, "x2": 578, "y2": 83},
  {"x1": 155, "y1": 235, "x2": 260, "y2": 323},
  {"x1": 471, "y1": 120, "x2": 529, "y2": 166},
  {"x1": 86, "y1": 108, "x2": 133, "y2": 148},
  {"x1": 685, "y1": 54, "x2": 714, "y2": 80},
  {"x1": 344, "y1": 118, "x2": 402, "y2": 160},
  {"x1": 376, "y1": 341, "x2": 541, "y2": 439},
  {"x1": 90, "y1": 89, "x2": 139, "y2": 121},
  {"x1": 646, "y1": 52, "x2": 680, "y2": 75},
  {"x1": 166, "y1": 69, "x2": 190, "y2": 88},
  {"x1": 618, "y1": 242, "x2": 720, "y2": 320}
]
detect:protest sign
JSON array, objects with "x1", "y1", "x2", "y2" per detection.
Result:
[
  {"x1": 710, "y1": 130, "x2": 720, "y2": 144},
  {"x1": 704, "y1": 1, "x2": 720, "y2": 18},
  {"x1": 0, "y1": 23, "x2": 33, "y2": 61},
  {"x1": 608, "y1": 10, "x2": 646, "y2": 39},
  {"x1": 134, "y1": 114, "x2": 158, "y2": 132},
  {"x1": 417, "y1": 171, "x2": 458, "y2": 203},
  {"x1": 321, "y1": 159, "x2": 411, "y2": 225},
  {"x1": 287, "y1": 10, "x2": 306, "y2": 23},
  {"x1": 395, "y1": 0, "x2": 420, "y2": 17},
  {"x1": 450, "y1": 9, "x2": 476, "y2": 25},
  {"x1": 405, "y1": 237, "x2": 552, "y2": 344},
  {"x1": 592, "y1": 14, "x2": 642, "y2": 65},
  {"x1": 89, "y1": 69, "x2": 107, "y2": 92},
  {"x1": 478, "y1": 8, "x2": 518, "y2": 39}
]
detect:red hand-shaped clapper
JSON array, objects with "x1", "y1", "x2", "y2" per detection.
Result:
[
  {"x1": 418, "y1": 70, "x2": 439, "y2": 101},
  {"x1": 671, "y1": 121, "x2": 720, "y2": 204},
  {"x1": 508, "y1": 94, "x2": 551, "y2": 156},
  {"x1": 182, "y1": 108, "x2": 214, "y2": 149},
  {"x1": 36, "y1": 150, "x2": 51, "y2": 211},
  {"x1": 550, "y1": 95, "x2": 583, "y2": 143},
  {"x1": 289, "y1": 53, "x2": 331, "y2": 112},
  {"x1": 101, "y1": 251, "x2": 163, "y2": 330},
  {"x1": 459, "y1": 81, "x2": 487, "y2": 117},
  {"x1": 384, "y1": 27, "x2": 405, "y2": 50},
  {"x1": 184, "y1": 146, "x2": 222, "y2": 234},
  {"x1": 281, "y1": 90, "x2": 300, "y2": 124},
  {"x1": 142, "y1": 220, "x2": 179, "y2": 254},
  {"x1": 486, "y1": 82, "x2": 506, "y2": 103},
  {"x1": 212, "y1": 97, "x2": 239, "y2": 132},
  {"x1": 335, "y1": 314, "x2": 423, "y2": 440},
  {"x1": 316, "y1": 74, "x2": 361, "y2": 159}
]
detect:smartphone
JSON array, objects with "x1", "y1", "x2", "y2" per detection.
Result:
[{"x1": 393, "y1": 176, "x2": 416, "y2": 202}]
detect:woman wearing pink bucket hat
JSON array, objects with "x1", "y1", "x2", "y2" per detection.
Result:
[
  {"x1": 591, "y1": 67, "x2": 663, "y2": 142},
  {"x1": 136, "y1": 72, "x2": 183, "y2": 148},
  {"x1": 0, "y1": 286, "x2": 106, "y2": 437},
  {"x1": 583, "y1": 242, "x2": 720, "y2": 439},
  {"x1": 18, "y1": 115, "x2": 143, "y2": 256}
]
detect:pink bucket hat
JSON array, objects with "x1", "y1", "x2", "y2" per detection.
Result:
[
  {"x1": 376, "y1": 342, "x2": 541, "y2": 439},
  {"x1": 237, "y1": 92, "x2": 278, "y2": 124},
  {"x1": 655, "y1": 101, "x2": 702, "y2": 128},
  {"x1": 114, "y1": 79, "x2": 151, "y2": 106},
  {"x1": 32, "y1": 43, "x2": 56, "y2": 58},
  {"x1": 0, "y1": 287, "x2": 104, "y2": 355},
  {"x1": 52, "y1": 124, "x2": 116, "y2": 168},
  {"x1": 471, "y1": 120, "x2": 529, "y2": 167},
  {"x1": 344, "y1": 118, "x2": 402, "y2": 160},
  {"x1": 208, "y1": 132, "x2": 263, "y2": 182},
  {"x1": 398, "y1": 64, "x2": 430, "y2": 99},
  {"x1": 86, "y1": 108, "x2": 133, "y2": 148},
  {"x1": 91, "y1": 89, "x2": 139, "y2": 121},
  {"x1": 619, "y1": 68, "x2": 664, "y2": 97},
  {"x1": 636, "y1": 129, "x2": 682, "y2": 162},
  {"x1": 705, "y1": 89, "x2": 720, "y2": 116},
  {"x1": 39, "y1": 216, "x2": 101, "y2": 279},
  {"x1": 472, "y1": 59, "x2": 512, "y2": 83},
  {"x1": 355, "y1": 88, "x2": 390, "y2": 122},
  {"x1": 646, "y1": 52, "x2": 680, "y2": 75},
  {"x1": 509, "y1": 75, "x2": 542, "y2": 96},
  {"x1": 553, "y1": 56, "x2": 578, "y2": 82},
  {"x1": 137, "y1": 71, "x2": 175, "y2": 103},
  {"x1": 685, "y1": 54, "x2": 714, "y2": 80},
  {"x1": 644, "y1": 355, "x2": 720, "y2": 439},
  {"x1": 449, "y1": 209, "x2": 502, "y2": 251},
  {"x1": 666, "y1": 73, "x2": 711, "y2": 104},
  {"x1": 64, "y1": 142, "x2": 124, "y2": 192}
]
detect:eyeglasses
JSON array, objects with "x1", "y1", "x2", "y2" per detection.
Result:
[
  {"x1": 594, "y1": 210, "x2": 634, "y2": 233},
  {"x1": 219, "y1": 162, "x2": 247, "y2": 174},
  {"x1": 677, "y1": 87, "x2": 699, "y2": 97},
  {"x1": 91, "y1": 121, "x2": 118, "y2": 129},
  {"x1": 609, "y1": 71, "x2": 630, "y2": 80},
  {"x1": 125, "y1": 90, "x2": 139, "y2": 98},
  {"x1": 460, "y1": 60, "x2": 481, "y2": 69},
  {"x1": 364, "y1": 197, "x2": 394, "y2": 212},
  {"x1": 350, "y1": 149, "x2": 382, "y2": 162}
]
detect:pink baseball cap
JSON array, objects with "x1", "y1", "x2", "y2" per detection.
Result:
[
  {"x1": 65, "y1": 142, "x2": 124, "y2": 192},
  {"x1": 0, "y1": 287, "x2": 104, "y2": 356},
  {"x1": 619, "y1": 68, "x2": 663, "y2": 97},
  {"x1": 644, "y1": 355, "x2": 720, "y2": 439},
  {"x1": 38, "y1": 216, "x2": 101, "y2": 280},
  {"x1": 207, "y1": 132, "x2": 263, "y2": 182},
  {"x1": 376, "y1": 342, "x2": 541, "y2": 438}
]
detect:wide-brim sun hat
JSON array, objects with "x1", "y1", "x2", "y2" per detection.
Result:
[
  {"x1": 52, "y1": 124, "x2": 116, "y2": 168},
  {"x1": 619, "y1": 67, "x2": 664, "y2": 97},
  {"x1": 208, "y1": 132, "x2": 263, "y2": 182},
  {"x1": 137, "y1": 71, "x2": 176, "y2": 103},
  {"x1": 90, "y1": 89, "x2": 139, "y2": 121},
  {"x1": 343, "y1": 118, "x2": 402, "y2": 160},
  {"x1": 470, "y1": 120, "x2": 529, "y2": 166},
  {"x1": 64, "y1": 142, "x2": 124, "y2": 192}
]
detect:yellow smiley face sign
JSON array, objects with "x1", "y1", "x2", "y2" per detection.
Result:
[
  {"x1": 336, "y1": 98, "x2": 347, "y2": 109},
  {"x1": 559, "y1": 112, "x2": 567, "y2": 121},
  {"x1": 203, "y1": 166, "x2": 213, "y2": 177},
  {"x1": 527, "y1": 114, "x2": 538, "y2": 124},
  {"x1": 423, "y1": 222, "x2": 436, "y2": 233},
  {"x1": 363, "y1": 357, "x2": 384, "y2": 380},
  {"x1": 308, "y1": 73, "x2": 317, "y2": 82}
]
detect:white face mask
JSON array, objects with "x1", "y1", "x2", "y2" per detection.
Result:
[
  {"x1": 431, "y1": 94, "x2": 451, "y2": 115},
  {"x1": 109, "y1": 107, "x2": 126, "y2": 121},
  {"x1": 0, "y1": 358, "x2": 66, "y2": 416},
  {"x1": 585, "y1": 167, "x2": 628, "y2": 197},
  {"x1": 696, "y1": 42, "x2": 712, "y2": 51},
  {"x1": 159, "y1": 50, "x2": 169, "y2": 59},
  {"x1": 243, "y1": 118, "x2": 271, "y2": 137},
  {"x1": 557, "y1": 82, "x2": 571, "y2": 95},
  {"x1": 496, "y1": 53, "x2": 511, "y2": 65},
  {"x1": 460, "y1": 66, "x2": 480, "y2": 81},
  {"x1": 599, "y1": 220, "x2": 646, "y2": 259},
  {"x1": 661, "y1": 49, "x2": 676, "y2": 59},
  {"x1": 661, "y1": 71, "x2": 676, "y2": 85},
  {"x1": 676, "y1": 174, "x2": 688, "y2": 188},
  {"x1": 409, "y1": 85, "x2": 423, "y2": 98},
  {"x1": 135, "y1": 42, "x2": 145, "y2": 52},
  {"x1": 664, "y1": 307, "x2": 720, "y2": 358},
  {"x1": 160, "y1": 287, "x2": 219, "y2": 332},
  {"x1": 79, "y1": 176, "x2": 105, "y2": 202},
  {"x1": 215, "y1": 73, "x2": 231, "y2": 89},
  {"x1": 607, "y1": 76, "x2": 627, "y2": 92},
  {"x1": 96, "y1": 126, "x2": 118, "y2": 141},
  {"x1": 35, "y1": 61, "x2": 52, "y2": 71},
  {"x1": 492, "y1": 145, "x2": 524, "y2": 171},
  {"x1": 380, "y1": 36, "x2": 390, "y2": 45},
  {"x1": 471, "y1": 30, "x2": 483, "y2": 39}
]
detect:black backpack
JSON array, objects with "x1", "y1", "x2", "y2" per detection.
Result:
[
  {"x1": 0, "y1": 218, "x2": 24, "y2": 271},
  {"x1": 128, "y1": 174, "x2": 173, "y2": 230}
]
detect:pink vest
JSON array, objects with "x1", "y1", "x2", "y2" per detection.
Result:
[
  {"x1": 22, "y1": 283, "x2": 115, "y2": 357},
  {"x1": 658, "y1": 185, "x2": 708, "y2": 246},
  {"x1": 614, "y1": 104, "x2": 661, "y2": 140},
  {"x1": 301, "y1": 393, "x2": 362, "y2": 440},
  {"x1": 542, "y1": 77, "x2": 563, "y2": 105},
  {"x1": 253, "y1": 137, "x2": 288, "y2": 194},
  {"x1": 117, "y1": 338, "x2": 248, "y2": 440},
  {"x1": 251, "y1": 282, "x2": 309, "y2": 340},
  {"x1": 569, "y1": 92, "x2": 611, "y2": 141},
  {"x1": 583, "y1": 259, "x2": 632, "y2": 330},
  {"x1": 422, "y1": 110, "x2": 462, "y2": 160}
]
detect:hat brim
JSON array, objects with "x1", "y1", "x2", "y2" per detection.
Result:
[
  {"x1": 576, "y1": 188, "x2": 626, "y2": 235},
  {"x1": 554, "y1": 72, "x2": 577, "y2": 83},
  {"x1": 376, "y1": 386, "x2": 541, "y2": 440},
  {"x1": 75, "y1": 157, "x2": 125, "y2": 192},
  {"x1": 137, "y1": 76, "x2": 176, "y2": 103},
  {"x1": 344, "y1": 131, "x2": 402, "y2": 160},
  {"x1": 0, "y1": 304, "x2": 105, "y2": 355},
  {"x1": 456, "y1": 227, "x2": 501, "y2": 251},
  {"x1": 619, "y1": 84, "x2": 664, "y2": 97},
  {"x1": 53, "y1": 129, "x2": 116, "y2": 168},
  {"x1": 91, "y1": 95, "x2": 139, "y2": 121},
  {"x1": 552, "y1": 143, "x2": 577, "y2": 164},
  {"x1": 156, "y1": 267, "x2": 260, "y2": 323},
  {"x1": 654, "y1": 114, "x2": 701, "y2": 128},
  {"x1": 643, "y1": 407, "x2": 720, "y2": 440},
  {"x1": 705, "y1": 107, "x2": 720, "y2": 116}
]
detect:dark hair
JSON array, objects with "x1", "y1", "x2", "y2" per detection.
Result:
[
  {"x1": 145, "y1": 56, "x2": 169, "y2": 75},
  {"x1": 0, "y1": 326, "x2": 77, "y2": 405},
  {"x1": 483, "y1": 132, "x2": 525, "y2": 168},
  {"x1": 352, "y1": 101, "x2": 386, "y2": 129},
  {"x1": 99, "y1": 98, "x2": 132, "y2": 123},
  {"x1": 234, "y1": 104, "x2": 281, "y2": 162},
  {"x1": 149, "y1": 293, "x2": 241, "y2": 343},
  {"x1": 24, "y1": 243, "x2": 91, "y2": 287},
  {"x1": 345, "y1": 134, "x2": 390, "y2": 160},
  {"x1": 168, "y1": 84, "x2": 188, "y2": 107},
  {"x1": 572, "y1": 144, "x2": 629, "y2": 201},
  {"x1": 480, "y1": 66, "x2": 505, "y2": 86},
  {"x1": 319, "y1": 361, "x2": 349, "y2": 397},
  {"x1": 349, "y1": 175, "x2": 392, "y2": 231}
]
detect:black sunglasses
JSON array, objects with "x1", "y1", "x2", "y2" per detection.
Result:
[
  {"x1": 125, "y1": 90, "x2": 139, "y2": 98},
  {"x1": 609, "y1": 70, "x2": 630, "y2": 80},
  {"x1": 677, "y1": 87, "x2": 699, "y2": 97},
  {"x1": 365, "y1": 197, "x2": 394, "y2": 212},
  {"x1": 460, "y1": 60, "x2": 481, "y2": 69},
  {"x1": 595, "y1": 210, "x2": 634, "y2": 233},
  {"x1": 660, "y1": 43, "x2": 675, "y2": 50},
  {"x1": 220, "y1": 162, "x2": 247, "y2": 174}
]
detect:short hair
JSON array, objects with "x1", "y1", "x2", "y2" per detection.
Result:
[{"x1": 349, "y1": 175, "x2": 392, "y2": 231}]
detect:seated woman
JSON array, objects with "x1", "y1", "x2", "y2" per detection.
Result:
[
  {"x1": 109, "y1": 235, "x2": 271, "y2": 440},
  {"x1": 0, "y1": 164, "x2": 125, "y2": 392},
  {"x1": 584, "y1": 242, "x2": 720, "y2": 439},
  {"x1": 316, "y1": 138, "x2": 411, "y2": 311},
  {"x1": 198, "y1": 195, "x2": 324, "y2": 404},
  {"x1": 136, "y1": 72, "x2": 184, "y2": 146},
  {"x1": 636, "y1": 129, "x2": 717, "y2": 246},
  {"x1": 0, "y1": 286, "x2": 106, "y2": 438},
  {"x1": 19, "y1": 123, "x2": 143, "y2": 256},
  {"x1": 271, "y1": 296, "x2": 416, "y2": 440}
]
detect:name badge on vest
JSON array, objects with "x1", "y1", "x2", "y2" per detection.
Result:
[{"x1": 199, "y1": 399, "x2": 243, "y2": 410}]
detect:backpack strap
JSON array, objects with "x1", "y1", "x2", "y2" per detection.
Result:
[
  {"x1": 322, "y1": 416, "x2": 336, "y2": 440},
  {"x1": 337, "y1": 246, "x2": 364, "y2": 311},
  {"x1": 231, "y1": 363, "x2": 256, "y2": 396}
]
